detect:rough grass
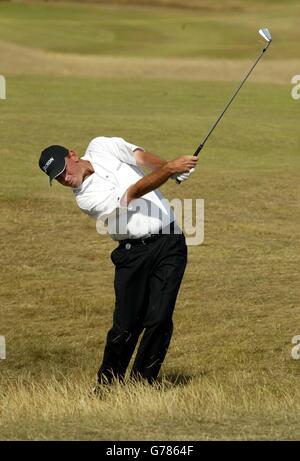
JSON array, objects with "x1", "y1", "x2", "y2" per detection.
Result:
[
  {"x1": 1, "y1": 75, "x2": 300, "y2": 440},
  {"x1": 1, "y1": 372, "x2": 300, "y2": 440},
  {"x1": 1, "y1": 0, "x2": 300, "y2": 441},
  {"x1": 0, "y1": 40, "x2": 298, "y2": 84}
]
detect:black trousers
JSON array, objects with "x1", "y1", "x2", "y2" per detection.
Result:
[{"x1": 97, "y1": 230, "x2": 187, "y2": 384}]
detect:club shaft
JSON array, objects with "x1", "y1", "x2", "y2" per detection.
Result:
[{"x1": 194, "y1": 41, "x2": 271, "y2": 156}]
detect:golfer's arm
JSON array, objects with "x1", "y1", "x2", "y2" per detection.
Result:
[
  {"x1": 134, "y1": 149, "x2": 167, "y2": 172},
  {"x1": 121, "y1": 164, "x2": 173, "y2": 206}
]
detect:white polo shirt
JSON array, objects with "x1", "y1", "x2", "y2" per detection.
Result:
[{"x1": 73, "y1": 137, "x2": 177, "y2": 240}]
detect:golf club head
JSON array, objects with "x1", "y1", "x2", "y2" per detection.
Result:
[{"x1": 259, "y1": 28, "x2": 272, "y2": 43}]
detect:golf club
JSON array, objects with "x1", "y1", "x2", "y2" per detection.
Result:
[{"x1": 177, "y1": 27, "x2": 272, "y2": 184}]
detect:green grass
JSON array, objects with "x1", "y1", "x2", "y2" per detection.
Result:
[
  {"x1": 1, "y1": 0, "x2": 300, "y2": 441},
  {"x1": 0, "y1": 1, "x2": 299, "y2": 58}
]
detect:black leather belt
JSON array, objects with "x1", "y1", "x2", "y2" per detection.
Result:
[{"x1": 118, "y1": 222, "x2": 177, "y2": 247}]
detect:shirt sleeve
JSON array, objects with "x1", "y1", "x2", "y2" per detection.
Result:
[
  {"x1": 84, "y1": 136, "x2": 144, "y2": 166},
  {"x1": 111, "y1": 137, "x2": 144, "y2": 165}
]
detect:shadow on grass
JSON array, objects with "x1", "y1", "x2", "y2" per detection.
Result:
[{"x1": 158, "y1": 372, "x2": 194, "y2": 387}]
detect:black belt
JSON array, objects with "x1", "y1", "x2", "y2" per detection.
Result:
[{"x1": 118, "y1": 222, "x2": 177, "y2": 247}]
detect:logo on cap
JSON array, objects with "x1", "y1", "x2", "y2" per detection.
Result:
[{"x1": 43, "y1": 157, "x2": 54, "y2": 172}]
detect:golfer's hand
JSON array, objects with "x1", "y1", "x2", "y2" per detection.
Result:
[
  {"x1": 172, "y1": 168, "x2": 195, "y2": 183},
  {"x1": 167, "y1": 156, "x2": 198, "y2": 175}
]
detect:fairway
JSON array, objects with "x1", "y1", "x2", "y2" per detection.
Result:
[{"x1": 0, "y1": 0, "x2": 300, "y2": 441}]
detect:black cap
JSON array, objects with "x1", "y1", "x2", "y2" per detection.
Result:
[{"x1": 39, "y1": 145, "x2": 69, "y2": 184}]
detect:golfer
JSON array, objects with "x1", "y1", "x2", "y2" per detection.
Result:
[{"x1": 39, "y1": 137, "x2": 197, "y2": 386}]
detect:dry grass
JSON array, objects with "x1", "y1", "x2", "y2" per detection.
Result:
[
  {"x1": 0, "y1": 40, "x2": 296, "y2": 84},
  {"x1": 1, "y1": 163, "x2": 300, "y2": 439},
  {"x1": 1, "y1": 371, "x2": 300, "y2": 440},
  {"x1": 1, "y1": 0, "x2": 300, "y2": 441}
]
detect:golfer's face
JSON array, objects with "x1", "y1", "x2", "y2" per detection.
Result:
[{"x1": 56, "y1": 156, "x2": 83, "y2": 189}]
